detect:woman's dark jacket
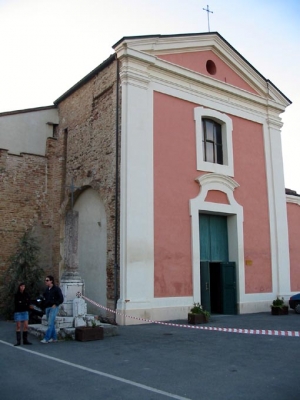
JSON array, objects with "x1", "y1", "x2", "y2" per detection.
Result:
[
  {"x1": 14, "y1": 291, "x2": 31, "y2": 312},
  {"x1": 43, "y1": 285, "x2": 64, "y2": 308}
]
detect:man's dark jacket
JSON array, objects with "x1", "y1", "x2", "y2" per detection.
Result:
[{"x1": 43, "y1": 285, "x2": 64, "y2": 308}]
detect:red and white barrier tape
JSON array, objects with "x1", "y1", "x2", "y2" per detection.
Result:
[{"x1": 76, "y1": 292, "x2": 300, "y2": 338}]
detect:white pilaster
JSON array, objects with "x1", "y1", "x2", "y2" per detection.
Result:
[
  {"x1": 264, "y1": 118, "x2": 291, "y2": 295},
  {"x1": 117, "y1": 54, "x2": 154, "y2": 323}
]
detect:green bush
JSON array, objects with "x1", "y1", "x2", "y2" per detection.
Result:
[
  {"x1": 0, "y1": 232, "x2": 44, "y2": 319},
  {"x1": 272, "y1": 297, "x2": 285, "y2": 308},
  {"x1": 190, "y1": 302, "x2": 210, "y2": 320}
]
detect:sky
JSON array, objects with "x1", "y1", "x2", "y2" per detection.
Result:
[{"x1": 0, "y1": 0, "x2": 299, "y2": 192}]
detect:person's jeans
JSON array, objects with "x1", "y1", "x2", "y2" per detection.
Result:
[{"x1": 44, "y1": 306, "x2": 59, "y2": 341}]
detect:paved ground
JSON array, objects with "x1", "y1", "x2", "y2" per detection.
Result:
[{"x1": 0, "y1": 312, "x2": 300, "y2": 400}]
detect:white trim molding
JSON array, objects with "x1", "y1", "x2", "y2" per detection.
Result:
[{"x1": 194, "y1": 107, "x2": 234, "y2": 176}]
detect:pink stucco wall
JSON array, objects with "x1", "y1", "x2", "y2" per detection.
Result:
[
  {"x1": 205, "y1": 190, "x2": 229, "y2": 204},
  {"x1": 153, "y1": 93, "x2": 199, "y2": 297},
  {"x1": 287, "y1": 203, "x2": 300, "y2": 291},
  {"x1": 158, "y1": 51, "x2": 258, "y2": 95},
  {"x1": 232, "y1": 117, "x2": 272, "y2": 293},
  {"x1": 153, "y1": 91, "x2": 272, "y2": 297}
]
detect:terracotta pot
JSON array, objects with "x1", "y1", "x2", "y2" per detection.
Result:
[
  {"x1": 75, "y1": 326, "x2": 104, "y2": 341},
  {"x1": 188, "y1": 313, "x2": 208, "y2": 325},
  {"x1": 271, "y1": 306, "x2": 289, "y2": 315}
]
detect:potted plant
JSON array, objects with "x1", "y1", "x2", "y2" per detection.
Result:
[
  {"x1": 75, "y1": 319, "x2": 104, "y2": 341},
  {"x1": 271, "y1": 297, "x2": 289, "y2": 315},
  {"x1": 188, "y1": 303, "x2": 210, "y2": 324}
]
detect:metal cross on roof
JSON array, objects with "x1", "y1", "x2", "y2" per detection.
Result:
[{"x1": 203, "y1": 4, "x2": 213, "y2": 32}]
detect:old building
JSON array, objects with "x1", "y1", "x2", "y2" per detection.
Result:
[{"x1": 1, "y1": 32, "x2": 299, "y2": 324}]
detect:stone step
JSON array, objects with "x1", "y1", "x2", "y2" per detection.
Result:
[
  {"x1": 40, "y1": 314, "x2": 101, "y2": 329},
  {"x1": 41, "y1": 315, "x2": 74, "y2": 329},
  {"x1": 28, "y1": 322, "x2": 119, "y2": 340}
]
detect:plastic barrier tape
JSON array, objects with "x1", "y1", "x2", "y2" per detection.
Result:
[{"x1": 76, "y1": 292, "x2": 300, "y2": 338}]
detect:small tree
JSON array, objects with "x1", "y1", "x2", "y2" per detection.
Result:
[{"x1": 0, "y1": 231, "x2": 44, "y2": 319}]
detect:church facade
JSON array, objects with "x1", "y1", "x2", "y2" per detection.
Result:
[{"x1": 1, "y1": 32, "x2": 299, "y2": 323}]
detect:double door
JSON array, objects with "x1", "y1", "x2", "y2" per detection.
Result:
[{"x1": 199, "y1": 214, "x2": 237, "y2": 314}]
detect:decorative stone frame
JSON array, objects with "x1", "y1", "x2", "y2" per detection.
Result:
[
  {"x1": 194, "y1": 107, "x2": 234, "y2": 176},
  {"x1": 189, "y1": 173, "x2": 244, "y2": 306}
]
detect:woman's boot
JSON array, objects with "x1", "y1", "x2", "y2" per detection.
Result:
[
  {"x1": 14, "y1": 331, "x2": 21, "y2": 346},
  {"x1": 23, "y1": 331, "x2": 32, "y2": 345}
]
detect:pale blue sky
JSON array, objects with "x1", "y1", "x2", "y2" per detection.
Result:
[{"x1": 0, "y1": 0, "x2": 299, "y2": 192}]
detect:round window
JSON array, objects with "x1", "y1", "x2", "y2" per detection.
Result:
[{"x1": 206, "y1": 60, "x2": 216, "y2": 75}]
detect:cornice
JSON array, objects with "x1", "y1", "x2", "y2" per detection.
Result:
[
  {"x1": 266, "y1": 117, "x2": 284, "y2": 130},
  {"x1": 116, "y1": 46, "x2": 286, "y2": 120},
  {"x1": 286, "y1": 195, "x2": 300, "y2": 206},
  {"x1": 119, "y1": 65, "x2": 151, "y2": 89},
  {"x1": 118, "y1": 49, "x2": 152, "y2": 89}
]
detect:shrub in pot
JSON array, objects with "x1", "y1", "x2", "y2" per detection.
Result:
[
  {"x1": 188, "y1": 303, "x2": 210, "y2": 324},
  {"x1": 271, "y1": 297, "x2": 288, "y2": 315}
]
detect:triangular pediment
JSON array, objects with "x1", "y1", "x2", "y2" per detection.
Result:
[
  {"x1": 113, "y1": 32, "x2": 291, "y2": 107},
  {"x1": 157, "y1": 50, "x2": 259, "y2": 95}
]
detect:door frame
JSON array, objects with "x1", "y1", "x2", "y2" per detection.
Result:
[
  {"x1": 200, "y1": 261, "x2": 237, "y2": 314},
  {"x1": 189, "y1": 173, "x2": 244, "y2": 312}
]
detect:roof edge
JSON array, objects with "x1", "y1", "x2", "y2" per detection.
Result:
[
  {"x1": 0, "y1": 105, "x2": 57, "y2": 117},
  {"x1": 112, "y1": 32, "x2": 221, "y2": 49},
  {"x1": 54, "y1": 54, "x2": 116, "y2": 105}
]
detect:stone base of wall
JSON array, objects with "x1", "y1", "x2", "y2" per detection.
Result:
[
  {"x1": 239, "y1": 300, "x2": 273, "y2": 314},
  {"x1": 115, "y1": 299, "x2": 289, "y2": 325},
  {"x1": 116, "y1": 305, "x2": 192, "y2": 326}
]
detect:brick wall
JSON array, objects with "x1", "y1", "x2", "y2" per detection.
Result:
[{"x1": 0, "y1": 135, "x2": 63, "y2": 282}]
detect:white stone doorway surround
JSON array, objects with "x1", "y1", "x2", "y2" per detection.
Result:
[{"x1": 189, "y1": 173, "x2": 244, "y2": 312}]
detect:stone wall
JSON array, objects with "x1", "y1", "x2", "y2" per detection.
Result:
[
  {"x1": 0, "y1": 135, "x2": 63, "y2": 282},
  {"x1": 56, "y1": 59, "x2": 120, "y2": 306}
]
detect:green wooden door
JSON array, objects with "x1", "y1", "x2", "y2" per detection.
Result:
[
  {"x1": 199, "y1": 215, "x2": 237, "y2": 314},
  {"x1": 209, "y1": 215, "x2": 228, "y2": 262},
  {"x1": 199, "y1": 214, "x2": 228, "y2": 261},
  {"x1": 199, "y1": 215, "x2": 210, "y2": 261},
  {"x1": 200, "y1": 261, "x2": 211, "y2": 312},
  {"x1": 221, "y1": 262, "x2": 237, "y2": 315}
]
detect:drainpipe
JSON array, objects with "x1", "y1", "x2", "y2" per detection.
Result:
[{"x1": 114, "y1": 56, "x2": 120, "y2": 317}]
